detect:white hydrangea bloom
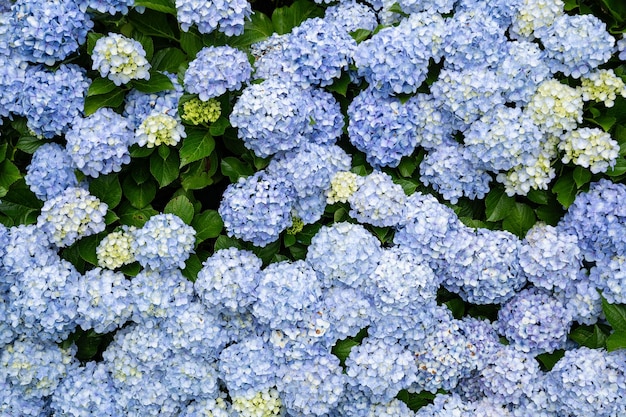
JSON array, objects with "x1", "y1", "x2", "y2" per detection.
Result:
[
  {"x1": 580, "y1": 69, "x2": 626, "y2": 108},
  {"x1": 231, "y1": 388, "x2": 283, "y2": 417},
  {"x1": 92, "y1": 33, "x2": 150, "y2": 86},
  {"x1": 134, "y1": 112, "x2": 186, "y2": 148},
  {"x1": 96, "y1": 226, "x2": 137, "y2": 269},
  {"x1": 559, "y1": 127, "x2": 619, "y2": 174},
  {"x1": 511, "y1": 0, "x2": 564, "y2": 38},
  {"x1": 525, "y1": 79, "x2": 584, "y2": 134},
  {"x1": 326, "y1": 171, "x2": 363, "y2": 204}
]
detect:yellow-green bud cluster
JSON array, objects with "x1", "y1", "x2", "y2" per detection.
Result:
[
  {"x1": 286, "y1": 216, "x2": 304, "y2": 235},
  {"x1": 580, "y1": 69, "x2": 626, "y2": 108},
  {"x1": 182, "y1": 97, "x2": 221, "y2": 125},
  {"x1": 96, "y1": 226, "x2": 137, "y2": 269},
  {"x1": 231, "y1": 389, "x2": 283, "y2": 417},
  {"x1": 326, "y1": 171, "x2": 363, "y2": 204}
]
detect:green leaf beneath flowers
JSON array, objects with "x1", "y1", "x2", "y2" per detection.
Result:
[
  {"x1": 151, "y1": 47, "x2": 187, "y2": 73},
  {"x1": 89, "y1": 174, "x2": 123, "y2": 209},
  {"x1": 131, "y1": 71, "x2": 174, "y2": 93},
  {"x1": 607, "y1": 331, "x2": 626, "y2": 352},
  {"x1": 118, "y1": 201, "x2": 159, "y2": 227},
  {"x1": 179, "y1": 129, "x2": 215, "y2": 167},
  {"x1": 485, "y1": 186, "x2": 515, "y2": 222},
  {"x1": 87, "y1": 77, "x2": 118, "y2": 97},
  {"x1": 192, "y1": 210, "x2": 224, "y2": 243},
  {"x1": 134, "y1": 0, "x2": 176, "y2": 15},
  {"x1": 230, "y1": 12, "x2": 275, "y2": 48},
  {"x1": 572, "y1": 166, "x2": 592, "y2": 188},
  {"x1": 552, "y1": 173, "x2": 577, "y2": 208},
  {"x1": 569, "y1": 324, "x2": 608, "y2": 349},
  {"x1": 501, "y1": 202, "x2": 536, "y2": 238},
  {"x1": 164, "y1": 195, "x2": 195, "y2": 225},
  {"x1": 271, "y1": 0, "x2": 323, "y2": 35},
  {"x1": 221, "y1": 157, "x2": 254, "y2": 182},
  {"x1": 84, "y1": 89, "x2": 126, "y2": 116},
  {"x1": 150, "y1": 150, "x2": 180, "y2": 187},
  {"x1": 602, "y1": 297, "x2": 626, "y2": 333},
  {"x1": 332, "y1": 338, "x2": 359, "y2": 366},
  {"x1": 122, "y1": 176, "x2": 157, "y2": 209},
  {"x1": 606, "y1": 158, "x2": 626, "y2": 177}
]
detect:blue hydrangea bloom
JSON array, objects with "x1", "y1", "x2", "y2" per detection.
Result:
[
  {"x1": 540, "y1": 14, "x2": 615, "y2": 78},
  {"x1": 219, "y1": 171, "x2": 295, "y2": 247},
  {"x1": 129, "y1": 269, "x2": 194, "y2": 325},
  {"x1": 458, "y1": 317, "x2": 501, "y2": 370},
  {"x1": 348, "y1": 86, "x2": 420, "y2": 168},
  {"x1": 124, "y1": 72, "x2": 184, "y2": 130},
  {"x1": 497, "y1": 287, "x2": 572, "y2": 354},
  {"x1": 346, "y1": 337, "x2": 418, "y2": 402},
  {"x1": 276, "y1": 349, "x2": 346, "y2": 416},
  {"x1": 2, "y1": 224, "x2": 56, "y2": 276},
  {"x1": 321, "y1": 286, "x2": 374, "y2": 343},
  {"x1": 519, "y1": 223, "x2": 582, "y2": 291},
  {"x1": 306, "y1": 222, "x2": 382, "y2": 289},
  {"x1": 7, "y1": 258, "x2": 80, "y2": 342},
  {"x1": 75, "y1": 268, "x2": 133, "y2": 334},
  {"x1": 444, "y1": 229, "x2": 527, "y2": 305},
  {"x1": 267, "y1": 142, "x2": 351, "y2": 224},
  {"x1": 410, "y1": 93, "x2": 460, "y2": 150},
  {"x1": 252, "y1": 260, "x2": 324, "y2": 340},
  {"x1": 303, "y1": 87, "x2": 345, "y2": 145},
  {"x1": 555, "y1": 278, "x2": 603, "y2": 325},
  {"x1": 558, "y1": 179, "x2": 626, "y2": 263},
  {"x1": 131, "y1": 213, "x2": 196, "y2": 271},
  {"x1": 464, "y1": 105, "x2": 545, "y2": 172},
  {"x1": 24, "y1": 143, "x2": 78, "y2": 201},
  {"x1": 589, "y1": 255, "x2": 626, "y2": 305},
  {"x1": 347, "y1": 170, "x2": 407, "y2": 227},
  {"x1": 619, "y1": 34, "x2": 626, "y2": 61},
  {"x1": 354, "y1": 13, "x2": 445, "y2": 95},
  {"x1": 19, "y1": 64, "x2": 90, "y2": 138},
  {"x1": 441, "y1": 8, "x2": 508, "y2": 71},
  {"x1": 176, "y1": 0, "x2": 252, "y2": 36},
  {"x1": 323, "y1": 1, "x2": 378, "y2": 32},
  {"x1": 0, "y1": 380, "x2": 51, "y2": 417},
  {"x1": 37, "y1": 187, "x2": 107, "y2": 248},
  {"x1": 230, "y1": 79, "x2": 309, "y2": 157},
  {"x1": 218, "y1": 336, "x2": 279, "y2": 399},
  {"x1": 0, "y1": 336, "x2": 77, "y2": 399},
  {"x1": 194, "y1": 247, "x2": 262, "y2": 314},
  {"x1": 81, "y1": 0, "x2": 136, "y2": 14},
  {"x1": 49, "y1": 361, "x2": 124, "y2": 417},
  {"x1": 184, "y1": 46, "x2": 252, "y2": 100},
  {"x1": 8, "y1": 0, "x2": 93, "y2": 65},
  {"x1": 420, "y1": 141, "x2": 492, "y2": 204},
  {"x1": 544, "y1": 347, "x2": 626, "y2": 417},
  {"x1": 65, "y1": 108, "x2": 132, "y2": 178},
  {"x1": 0, "y1": 53, "x2": 28, "y2": 120}
]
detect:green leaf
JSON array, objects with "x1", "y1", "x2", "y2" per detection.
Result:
[
  {"x1": 602, "y1": 297, "x2": 626, "y2": 332},
  {"x1": 536, "y1": 350, "x2": 565, "y2": 371},
  {"x1": 192, "y1": 210, "x2": 224, "y2": 243},
  {"x1": 132, "y1": 30, "x2": 154, "y2": 61},
  {"x1": 485, "y1": 186, "x2": 515, "y2": 222},
  {"x1": 75, "y1": 330, "x2": 108, "y2": 361},
  {"x1": 552, "y1": 173, "x2": 577, "y2": 208},
  {"x1": 599, "y1": 0, "x2": 626, "y2": 23},
  {"x1": 89, "y1": 174, "x2": 123, "y2": 209},
  {"x1": 122, "y1": 176, "x2": 157, "y2": 209},
  {"x1": 131, "y1": 71, "x2": 174, "y2": 93},
  {"x1": 130, "y1": 144, "x2": 155, "y2": 158},
  {"x1": 350, "y1": 29, "x2": 371, "y2": 43},
  {"x1": 396, "y1": 390, "x2": 437, "y2": 411},
  {"x1": 562, "y1": 0, "x2": 578, "y2": 11},
  {"x1": 606, "y1": 331, "x2": 626, "y2": 352},
  {"x1": 78, "y1": 233, "x2": 104, "y2": 266},
  {"x1": 180, "y1": 159, "x2": 215, "y2": 190},
  {"x1": 252, "y1": 239, "x2": 281, "y2": 264},
  {"x1": 388, "y1": 2, "x2": 409, "y2": 16},
  {"x1": 0, "y1": 160, "x2": 22, "y2": 194},
  {"x1": 151, "y1": 47, "x2": 187, "y2": 73},
  {"x1": 325, "y1": 72, "x2": 351, "y2": 97},
  {"x1": 0, "y1": 182, "x2": 42, "y2": 225},
  {"x1": 181, "y1": 253, "x2": 203, "y2": 281},
  {"x1": 87, "y1": 32, "x2": 104, "y2": 54},
  {"x1": 569, "y1": 324, "x2": 608, "y2": 349},
  {"x1": 84, "y1": 89, "x2": 125, "y2": 116},
  {"x1": 209, "y1": 117, "x2": 230, "y2": 136},
  {"x1": 150, "y1": 150, "x2": 180, "y2": 187},
  {"x1": 572, "y1": 166, "x2": 592, "y2": 188},
  {"x1": 179, "y1": 129, "x2": 215, "y2": 167},
  {"x1": 131, "y1": 161, "x2": 152, "y2": 184},
  {"x1": 214, "y1": 234, "x2": 244, "y2": 251},
  {"x1": 606, "y1": 158, "x2": 626, "y2": 177},
  {"x1": 535, "y1": 205, "x2": 563, "y2": 226},
  {"x1": 397, "y1": 156, "x2": 418, "y2": 177},
  {"x1": 229, "y1": 12, "x2": 275, "y2": 49},
  {"x1": 271, "y1": 0, "x2": 323, "y2": 35},
  {"x1": 16, "y1": 136, "x2": 45, "y2": 154},
  {"x1": 220, "y1": 157, "x2": 254, "y2": 182},
  {"x1": 118, "y1": 201, "x2": 159, "y2": 227},
  {"x1": 394, "y1": 178, "x2": 419, "y2": 195},
  {"x1": 87, "y1": 77, "x2": 118, "y2": 97},
  {"x1": 164, "y1": 195, "x2": 195, "y2": 225},
  {"x1": 332, "y1": 338, "x2": 359, "y2": 365},
  {"x1": 134, "y1": 0, "x2": 176, "y2": 14},
  {"x1": 283, "y1": 233, "x2": 296, "y2": 247},
  {"x1": 128, "y1": 9, "x2": 177, "y2": 40},
  {"x1": 179, "y1": 30, "x2": 204, "y2": 57},
  {"x1": 502, "y1": 202, "x2": 536, "y2": 238},
  {"x1": 445, "y1": 298, "x2": 465, "y2": 319}
]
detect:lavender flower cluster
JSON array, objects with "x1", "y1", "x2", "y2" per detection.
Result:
[{"x1": 1, "y1": 0, "x2": 626, "y2": 415}]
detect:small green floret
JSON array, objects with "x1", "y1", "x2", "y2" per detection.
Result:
[
  {"x1": 286, "y1": 216, "x2": 304, "y2": 235},
  {"x1": 182, "y1": 97, "x2": 221, "y2": 125}
]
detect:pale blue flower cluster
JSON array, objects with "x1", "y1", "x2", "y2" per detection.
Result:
[
  {"x1": 24, "y1": 143, "x2": 78, "y2": 201},
  {"x1": 176, "y1": 0, "x2": 251, "y2": 36},
  {"x1": 7, "y1": 0, "x2": 93, "y2": 65},
  {"x1": 131, "y1": 213, "x2": 196, "y2": 271},
  {"x1": 323, "y1": 0, "x2": 378, "y2": 32},
  {"x1": 65, "y1": 108, "x2": 133, "y2": 178},
  {"x1": 19, "y1": 64, "x2": 90, "y2": 138},
  {"x1": 81, "y1": 0, "x2": 136, "y2": 15},
  {"x1": 347, "y1": 170, "x2": 406, "y2": 227},
  {"x1": 124, "y1": 72, "x2": 184, "y2": 130},
  {"x1": 184, "y1": 46, "x2": 252, "y2": 101}
]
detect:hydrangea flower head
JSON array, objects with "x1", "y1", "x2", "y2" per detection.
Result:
[
  {"x1": 323, "y1": 1, "x2": 378, "y2": 32},
  {"x1": 132, "y1": 213, "x2": 196, "y2": 271},
  {"x1": 181, "y1": 97, "x2": 221, "y2": 125},
  {"x1": 123, "y1": 73, "x2": 183, "y2": 130},
  {"x1": 348, "y1": 170, "x2": 407, "y2": 227},
  {"x1": 184, "y1": 46, "x2": 251, "y2": 100},
  {"x1": 540, "y1": 14, "x2": 615, "y2": 78},
  {"x1": 525, "y1": 79, "x2": 583, "y2": 134},
  {"x1": 134, "y1": 111, "x2": 186, "y2": 148},
  {"x1": 558, "y1": 127, "x2": 619, "y2": 174},
  {"x1": 8, "y1": 0, "x2": 93, "y2": 65},
  {"x1": 96, "y1": 226, "x2": 137, "y2": 270},
  {"x1": 65, "y1": 108, "x2": 132, "y2": 177},
  {"x1": 129, "y1": 269, "x2": 194, "y2": 324},
  {"x1": 232, "y1": 388, "x2": 283, "y2": 417},
  {"x1": 219, "y1": 171, "x2": 295, "y2": 247},
  {"x1": 20, "y1": 64, "x2": 90, "y2": 138},
  {"x1": 92, "y1": 33, "x2": 150, "y2": 86},
  {"x1": 326, "y1": 171, "x2": 364, "y2": 204},
  {"x1": 176, "y1": 0, "x2": 252, "y2": 36},
  {"x1": 24, "y1": 143, "x2": 78, "y2": 201},
  {"x1": 37, "y1": 187, "x2": 108, "y2": 248},
  {"x1": 81, "y1": 0, "x2": 136, "y2": 14},
  {"x1": 580, "y1": 69, "x2": 626, "y2": 107},
  {"x1": 510, "y1": 0, "x2": 564, "y2": 39}
]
